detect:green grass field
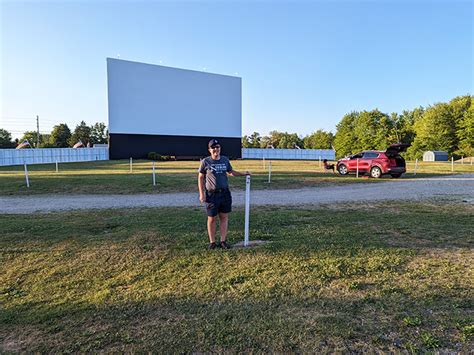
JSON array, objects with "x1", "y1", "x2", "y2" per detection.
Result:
[
  {"x1": 0, "y1": 159, "x2": 473, "y2": 195},
  {"x1": 1, "y1": 202, "x2": 473, "y2": 352}
]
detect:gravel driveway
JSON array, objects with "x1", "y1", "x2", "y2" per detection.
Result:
[{"x1": 1, "y1": 174, "x2": 473, "y2": 214}]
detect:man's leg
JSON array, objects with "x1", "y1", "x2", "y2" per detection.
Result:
[
  {"x1": 207, "y1": 216, "x2": 217, "y2": 243},
  {"x1": 218, "y1": 212, "x2": 229, "y2": 242}
]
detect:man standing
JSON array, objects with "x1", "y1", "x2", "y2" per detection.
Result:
[{"x1": 198, "y1": 139, "x2": 250, "y2": 249}]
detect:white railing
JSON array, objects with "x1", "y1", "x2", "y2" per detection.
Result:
[
  {"x1": 242, "y1": 148, "x2": 335, "y2": 160},
  {"x1": 0, "y1": 148, "x2": 109, "y2": 166}
]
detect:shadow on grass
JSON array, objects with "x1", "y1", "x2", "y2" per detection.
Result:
[{"x1": 1, "y1": 289, "x2": 472, "y2": 352}]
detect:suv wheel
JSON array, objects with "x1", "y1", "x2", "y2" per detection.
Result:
[
  {"x1": 370, "y1": 166, "x2": 382, "y2": 178},
  {"x1": 338, "y1": 164, "x2": 348, "y2": 175}
]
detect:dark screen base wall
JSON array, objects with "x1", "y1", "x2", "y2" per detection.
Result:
[{"x1": 109, "y1": 134, "x2": 242, "y2": 160}]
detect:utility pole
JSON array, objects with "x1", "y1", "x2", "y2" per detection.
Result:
[{"x1": 36, "y1": 115, "x2": 40, "y2": 148}]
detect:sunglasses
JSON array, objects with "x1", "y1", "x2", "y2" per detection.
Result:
[{"x1": 210, "y1": 145, "x2": 221, "y2": 150}]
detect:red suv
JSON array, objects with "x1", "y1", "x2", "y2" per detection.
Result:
[{"x1": 336, "y1": 144, "x2": 410, "y2": 178}]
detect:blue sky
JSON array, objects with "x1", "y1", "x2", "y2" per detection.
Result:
[{"x1": 1, "y1": 0, "x2": 472, "y2": 139}]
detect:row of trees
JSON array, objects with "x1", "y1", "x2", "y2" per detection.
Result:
[
  {"x1": 1, "y1": 95, "x2": 472, "y2": 157},
  {"x1": 243, "y1": 130, "x2": 334, "y2": 150},
  {"x1": 334, "y1": 95, "x2": 472, "y2": 159},
  {"x1": 0, "y1": 121, "x2": 108, "y2": 148},
  {"x1": 243, "y1": 95, "x2": 473, "y2": 159}
]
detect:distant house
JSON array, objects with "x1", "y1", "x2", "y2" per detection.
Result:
[
  {"x1": 423, "y1": 151, "x2": 448, "y2": 161},
  {"x1": 73, "y1": 140, "x2": 84, "y2": 148},
  {"x1": 15, "y1": 139, "x2": 31, "y2": 149}
]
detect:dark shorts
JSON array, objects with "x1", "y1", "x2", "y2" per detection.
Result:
[{"x1": 205, "y1": 189, "x2": 232, "y2": 217}]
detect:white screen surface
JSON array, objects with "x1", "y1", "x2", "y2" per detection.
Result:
[{"x1": 107, "y1": 58, "x2": 241, "y2": 137}]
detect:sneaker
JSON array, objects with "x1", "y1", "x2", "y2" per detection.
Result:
[
  {"x1": 208, "y1": 242, "x2": 217, "y2": 250},
  {"x1": 220, "y1": 241, "x2": 231, "y2": 249}
]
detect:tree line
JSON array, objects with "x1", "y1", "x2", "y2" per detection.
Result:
[
  {"x1": 1, "y1": 95, "x2": 472, "y2": 157},
  {"x1": 243, "y1": 95, "x2": 473, "y2": 159},
  {"x1": 0, "y1": 121, "x2": 108, "y2": 148}
]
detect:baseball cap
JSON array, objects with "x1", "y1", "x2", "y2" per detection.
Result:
[{"x1": 208, "y1": 139, "x2": 220, "y2": 148}]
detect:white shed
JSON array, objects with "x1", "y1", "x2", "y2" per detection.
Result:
[{"x1": 423, "y1": 151, "x2": 448, "y2": 161}]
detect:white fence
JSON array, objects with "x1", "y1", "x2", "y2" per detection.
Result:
[
  {"x1": 242, "y1": 148, "x2": 335, "y2": 160},
  {"x1": 0, "y1": 148, "x2": 109, "y2": 166}
]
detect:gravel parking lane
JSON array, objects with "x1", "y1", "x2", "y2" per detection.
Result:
[{"x1": 1, "y1": 174, "x2": 473, "y2": 214}]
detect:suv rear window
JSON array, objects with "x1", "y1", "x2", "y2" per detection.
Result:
[{"x1": 363, "y1": 152, "x2": 379, "y2": 158}]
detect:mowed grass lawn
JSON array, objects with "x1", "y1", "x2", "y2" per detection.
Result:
[
  {"x1": 1, "y1": 159, "x2": 473, "y2": 195},
  {"x1": 1, "y1": 202, "x2": 473, "y2": 352}
]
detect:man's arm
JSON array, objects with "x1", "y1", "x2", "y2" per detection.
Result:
[
  {"x1": 229, "y1": 169, "x2": 251, "y2": 177},
  {"x1": 198, "y1": 172, "x2": 206, "y2": 203}
]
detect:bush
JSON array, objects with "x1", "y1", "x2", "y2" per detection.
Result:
[
  {"x1": 148, "y1": 152, "x2": 173, "y2": 161},
  {"x1": 148, "y1": 152, "x2": 161, "y2": 161}
]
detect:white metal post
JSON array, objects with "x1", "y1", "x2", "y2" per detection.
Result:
[
  {"x1": 55, "y1": 161, "x2": 58, "y2": 173},
  {"x1": 268, "y1": 161, "x2": 272, "y2": 183},
  {"x1": 152, "y1": 162, "x2": 156, "y2": 186},
  {"x1": 244, "y1": 175, "x2": 251, "y2": 247},
  {"x1": 414, "y1": 158, "x2": 418, "y2": 176},
  {"x1": 263, "y1": 157, "x2": 265, "y2": 169},
  {"x1": 24, "y1": 163, "x2": 30, "y2": 188},
  {"x1": 319, "y1": 156, "x2": 321, "y2": 169},
  {"x1": 451, "y1": 156, "x2": 454, "y2": 172},
  {"x1": 130, "y1": 157, "x2": 133, "y2": 173},
  {"x1": 356, "y1": 158, "x2": 359, "y2": 178},
  {"x1": 462, "y1": 156, "x2": 464, "y2": 165}
]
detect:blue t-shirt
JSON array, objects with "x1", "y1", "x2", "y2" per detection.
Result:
[{"x1": 199, "y1": 156, "x2": 233, "y2": 191}]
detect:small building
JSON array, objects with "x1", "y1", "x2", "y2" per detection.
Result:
[{"x1": 423, "y1": 150, "x2": 448, "y2": 161}]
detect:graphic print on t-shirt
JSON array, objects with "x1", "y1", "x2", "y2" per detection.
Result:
[{"x1": 210, "y1": 163, "x2": 228, "y2": 174}]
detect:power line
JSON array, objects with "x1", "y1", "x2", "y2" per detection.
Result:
[
  {"x1": 0, "y1": 116, "x2": 38, "y2": 120},
  {"x1": 6, "y1": 131, "x2": 51, "y2": 134},
  {"x1": 1, "y1": 116, "x2": 70, "y2": 121},
  {"x1": 1, "y1": 118, "x2": 59, "y2": 123},
  {"x1": 1, "y1": 116, "x2": 107, "y2": 122},
  {"x1": 0, "y1": 116, "x2": 49, "y2": 119}
]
